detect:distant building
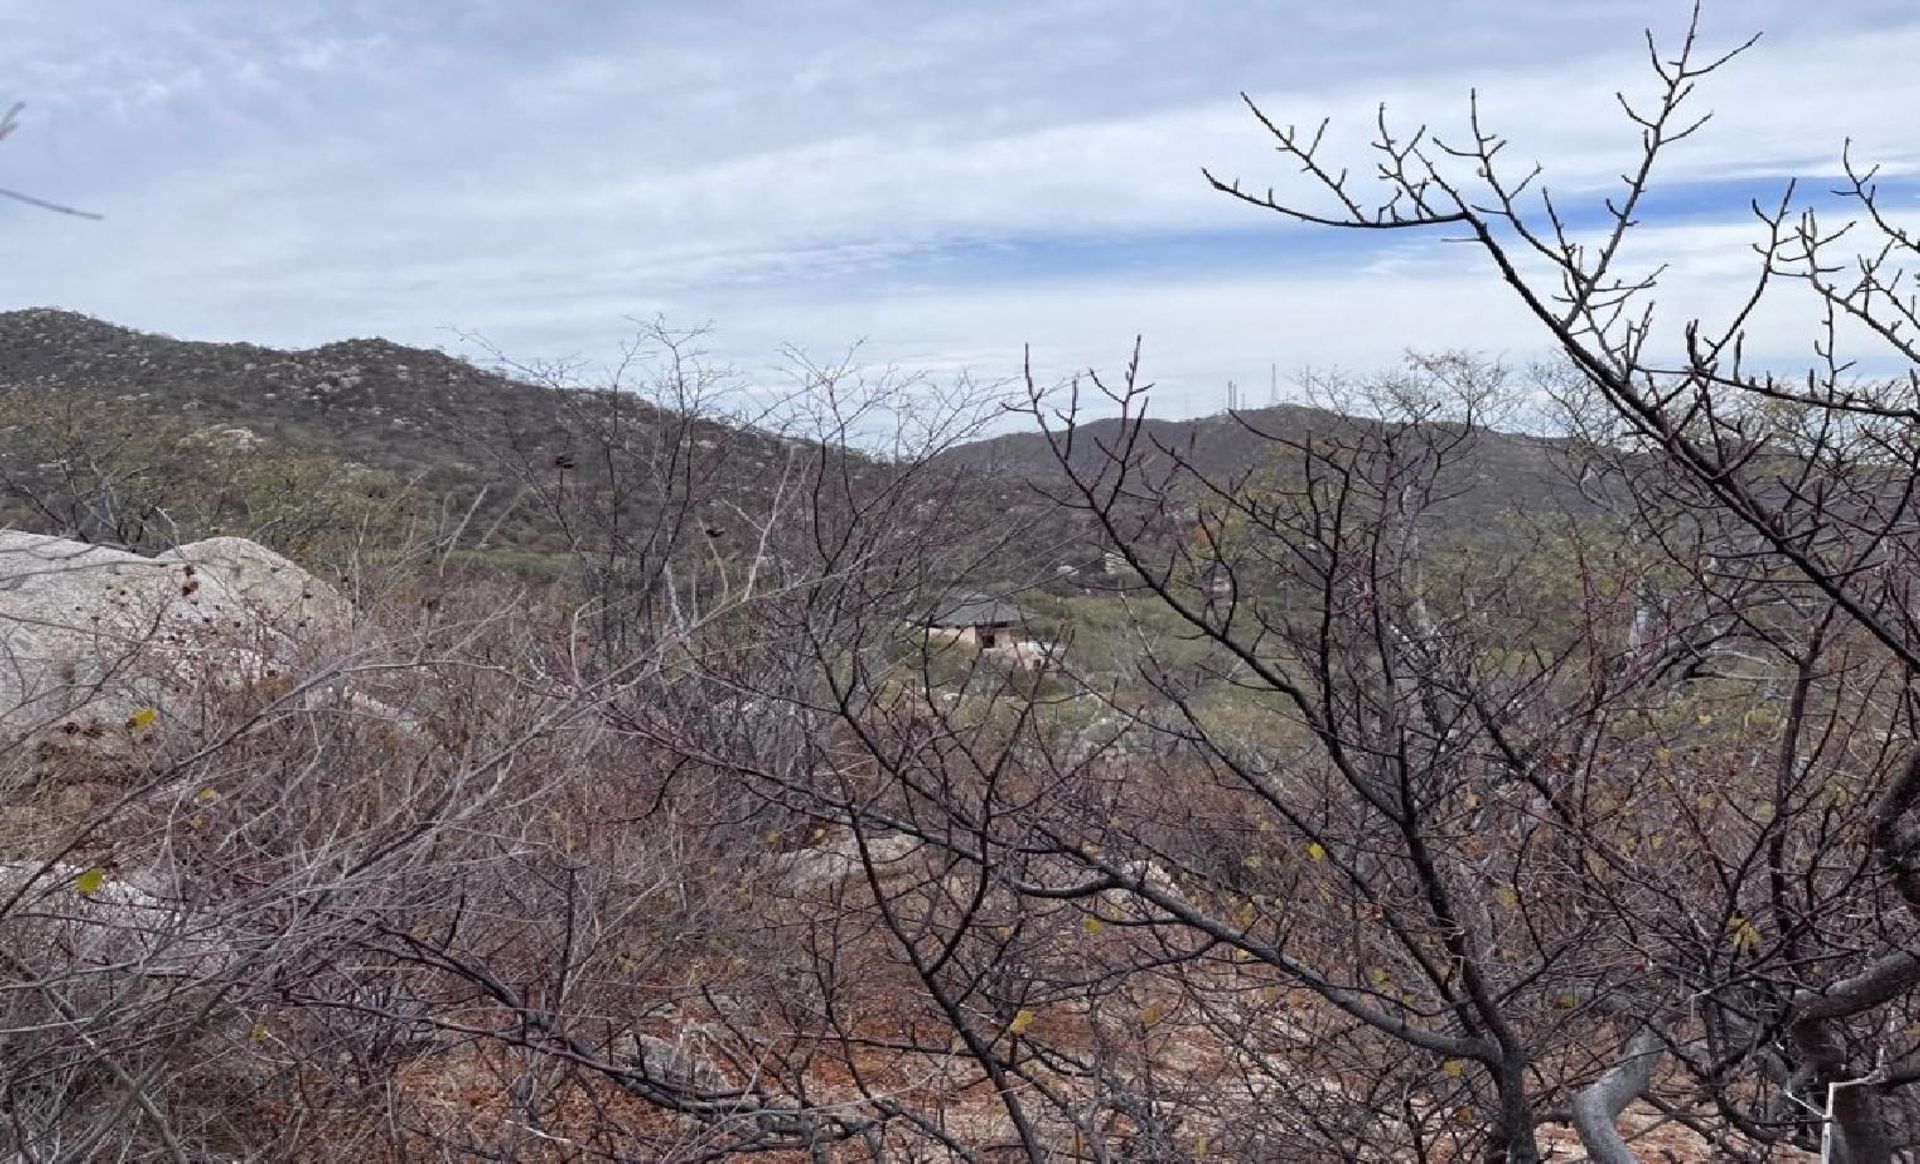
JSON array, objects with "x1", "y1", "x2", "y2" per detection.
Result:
[
  {"x1": 1201, "y1": 561, "x2": 1235, "y2": 602},
  {"x1": 917, "y1": 589, "x2": 1032, "y2": 651}
]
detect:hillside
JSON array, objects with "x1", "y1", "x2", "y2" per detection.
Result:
[
  {"x1": 0, "y1": 309, "x2": 1593, "y2": 583},
  {"x1": 941, "y1": 400, "x2": 1591, "y2": 530},
  {"x1": 0, "y1": 306, "x2": 713, "y2": 493},
  {"x1": 0, "y1": 309, "x2": 880, "y2": 566}
]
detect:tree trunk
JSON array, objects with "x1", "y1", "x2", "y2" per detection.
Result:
[
  {"x1": 1493, "y1": 1055, "x2": 1542, "y2": 1164},
  {"x1": 1570, "y1": 1025, "x2": 1664, "y2": 1164}
]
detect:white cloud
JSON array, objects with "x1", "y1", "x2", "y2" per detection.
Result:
[
  {"x1": 0, "y1": 0, "x2": 1915, "y2": 418},
  {"x1": 676, "y1": 215, "x2": 1871, "y2": 426}
]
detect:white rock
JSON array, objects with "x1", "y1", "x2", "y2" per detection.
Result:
[
  {"x1": 0, "y1": 861, "x2": 219, "y2": 977},
  {"x1": 156, "y1": 536, "x2": 351, "y2": 634},
  {"x1": 772, "y1": 833, "x2": 924, "y2": 894},
  {"x1": 614, "y1": 1030, "x2": 732, "y2": 1093},
  {"x1": 0, "y1": 532, "x2": 351, "y2": 755}
]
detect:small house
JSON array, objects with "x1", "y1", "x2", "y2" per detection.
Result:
[{"x1": 918, "y1": 589, "x2": 1031, "y2": 651}]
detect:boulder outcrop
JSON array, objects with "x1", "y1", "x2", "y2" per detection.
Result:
[{"x1": 0, "y1": 532, "x2": 351, "y2": 755}]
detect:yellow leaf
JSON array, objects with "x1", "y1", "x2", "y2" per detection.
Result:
[
  {"x1": 1727, "y1": 915, "x2": 1762, "y2": 955},
  {"x1": 1454, "y1": 1104, "x2": 1476, "y2": 1125},
  {"x1": 249, "y1": 1020, "x2": 270, "y2": 1043},
  {"x1": 1305, "y1": 842, "x2": 1327, "y2": 862},
  {"x1": 194, "y1": 788, "x2": 218, "y2": 803},
  {"x1": 1493, "y1": 886, "x2": 1519, "y2": 908},
  {"x1": 127, "y1": 706, "x2": 157, "y2": 730},
  {"x1": 1140, "y1": 1003, "x2": 1166, "y2": 1028},
  {"x1": 1654, "y1": 747, "x2": 1674, "y2": 762},
  {"x1": 1242, "y1": 853, "x2": 1263, "y2": 870},
  {"x1": 73, "y1": 866, "x2": 108, "y2": 895},
  {"x1": 1369, "y1": 967, "x2": 1391, "y2": 987},
  {"x1": 1552, "y1": 992, "x2": 1579, "y2": 1010},
  {"x1": 1234, "y1": 900, "x2": 1257, "y2": 929},
  {"x1": 1443, "y1": 1059, "x2": 1465, "y2": 1078},
  {"x1": 1009, "y1": 1008, "x2": 1037, "y2": 1035},
  {"x1": 1081, "y1": 916, "x2": 1105, "y2": 936},
  {"x1": 1697, "y1": 713, "x2": 1714, "y2": 726},
  {"x1": 1192, "y1": 1134, "x2": 1210, "y2": 1158}
]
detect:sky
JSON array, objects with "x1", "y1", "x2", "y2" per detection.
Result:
[{"x1": 2, "y1": 1, "x2": 1918, "y2": 420}]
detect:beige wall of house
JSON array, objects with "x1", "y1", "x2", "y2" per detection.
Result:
[
  {"x1": 928, "y1": 622, "x2": 1021, "y2": 650},
  {"x1": 924, "y1": 621, "x2": 1056, "y2": 670}
]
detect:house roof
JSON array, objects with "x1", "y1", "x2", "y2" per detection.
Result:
[{"x1": 918, "y1": 589, "x2": 1030, "y2": 629}]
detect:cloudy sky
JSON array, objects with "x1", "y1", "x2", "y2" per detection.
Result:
[{"x1": 3, "y1": 1, "x2": 1917, "y2": 417}]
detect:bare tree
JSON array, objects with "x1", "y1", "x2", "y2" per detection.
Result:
[
  {"x1": 1186, "y1": 5, "x2": 1920, "y2": 1160},
  {"x1": 29, "y1": 14, "x2": 1920, "y2": 1157}
]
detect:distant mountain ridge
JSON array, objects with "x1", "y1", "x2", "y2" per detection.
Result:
[
  {"x1": 0, "y1": 310, "x2": 1109, "y2": 582},
  {"x1": 940, "y1": 400, "x2": 1588, "y2": 530},
  {"x1": 0, "y1": 308, "x2": 820, "y2": 557},
  {"x1": 0, "y1": 307, "x2": 571, "y2": 477},
  {"x1": 0, "y1": 309, "x2": 1589, "y2": 571}
]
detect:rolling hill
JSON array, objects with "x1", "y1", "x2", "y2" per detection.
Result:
[{"x1": 0, "y1": 309, "x2": 1594, "y2": 581}]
